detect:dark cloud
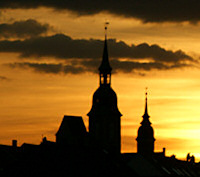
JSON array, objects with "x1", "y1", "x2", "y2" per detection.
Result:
[
  {"x1": 0, "y1": 1, "x2": 200, "y2": 23},
  {"x1": 63, "y1": 65, "x2": 85, "y2": 74},
  {"x1": 8, "y1": 62, "x2": 62, "y2": 74},
  {"x1": 6, "y1": 59, "x2": 194, "y2": 75},
  {"x1": 0, "y1": 19, "x2": 50, "y2": 38},
  {"x1": 0, "y1": 75, "x2": 9, "y2": 81},
  {"x1": 0, "y1": 34, "x2": 194, "y2": 64},
  {"x1": 80, "y1": 59, "x2": 194, "y2": 74},
  {"x1": 109, "y1": 42, "x2": 194, "y2": 64},
  {"x1": 2, "y1": 33, "x2": 196, "y2": 74},
  {"x1": 8, "y1": 62, "x2": 86, "y2": 75},
  {"x1": 111, "y1": 60, "x2": 193, "y2": 73}
]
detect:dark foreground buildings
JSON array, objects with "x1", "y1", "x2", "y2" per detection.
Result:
[{"x1": 1, "y1": 29, "x2": 200, "y2": 177}]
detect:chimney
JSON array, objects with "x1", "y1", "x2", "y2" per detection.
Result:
[
  {"x1": 12, "y1": 140, "x2": 17, "y2": 148},
  {"x1": 163, "y1": 147, "x2": 166, "y2": 156}
]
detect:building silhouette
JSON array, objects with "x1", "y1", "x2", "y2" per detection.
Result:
[
  {"x1": 88, "y1": 27, "x2": 122, "y2": 155},
  {"x1": 56, "y1": 115, "x2": 87, "y2": 147},
  {"x1": 0, "y1": 28, "x2": 200, "y2": 176},
  {"x1": 136, "y1": 91, "x2": 155, "y2": 157}
]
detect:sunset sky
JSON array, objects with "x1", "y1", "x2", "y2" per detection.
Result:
[{"x1": 1, "y1": 1, "x2": 200, "y2": 161}]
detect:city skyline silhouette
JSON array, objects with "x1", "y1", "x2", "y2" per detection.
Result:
[
  {"x1": 0, "y1": 24, "x2": 200, "y2": 176},
  {"x1": 1, "y1": 1, "x2": 200, "y2": 163}
]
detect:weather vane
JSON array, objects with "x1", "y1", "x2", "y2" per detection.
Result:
[
  {"x1": 105, "y1": 21, "x2": 109, "y2": 35},
  {"x1": 145, "y1": 87, "x2": 148, "y2": 96}
]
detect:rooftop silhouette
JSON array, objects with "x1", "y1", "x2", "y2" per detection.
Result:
[{"x1": 0, "y1": 27, "x2": 199, "y2": 177}]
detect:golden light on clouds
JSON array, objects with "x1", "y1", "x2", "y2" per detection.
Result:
[{"x1": 1, "y1": 4, "x2": 200, "y2": 162}]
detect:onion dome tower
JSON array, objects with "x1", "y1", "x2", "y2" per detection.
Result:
[
  {"x1": 87, "y1": 25, "x2": 122, "y2": 155},
  {"x1": 136, "y1": 90, "x2": 155, "y2": 156}
]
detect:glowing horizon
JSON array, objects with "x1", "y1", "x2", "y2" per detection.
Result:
[{"x1": 1, "y1": 5, "x2": 200, "y2": 162}]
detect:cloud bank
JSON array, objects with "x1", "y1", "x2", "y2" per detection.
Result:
[
  {"x1": 8, "y1": 62, "x2": 85, "y2": 75},
  {"x1": 2, "y1": 33, "x2": 196, "y2": 74},
  {"x1": 0, "y1": 0, "x2": 200, "y2": 23},
  {"x1": 0, "y1": 76, "x2": 9, "y2": 81},
  {"x1": 0, "y1": 19, "x2": 50, "y2": 38},
  {"x1": 7, "y1": 60, "x2": 194, "y2": 75},
  {"x1": 0, "y1": 34, "x2": 193, "y2": 62}
]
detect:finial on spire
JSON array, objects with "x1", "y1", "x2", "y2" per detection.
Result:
[
  {"x1": 142, "y1": 87, "x2": 150, "y2": 120},
  {"x1": 104, "y1": 22, "x2": 109, "y2": 37},
  {"x1": 145, "y1": 87, "x2": 148, "y2": 98}
]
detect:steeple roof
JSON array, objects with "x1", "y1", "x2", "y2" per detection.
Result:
[
  {"x1": 141, "y1": 90, "x2": 151, "y2": 125},
  {"x1": 98, "y1": 27, "x2": 112, "y2": 74}
]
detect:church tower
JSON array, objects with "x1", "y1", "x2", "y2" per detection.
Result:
[
  {"x1": 87, "y1": 26, "x2": 122, "y2": 154},
  {"x1": 136, "y1": 90, "x2": 155, "y2": 156}
]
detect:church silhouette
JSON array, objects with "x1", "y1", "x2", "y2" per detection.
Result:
[{"x1": 0, "y1": 27, "x2": 200, "y2": 177}]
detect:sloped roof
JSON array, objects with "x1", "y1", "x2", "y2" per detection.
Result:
[
  {"x1": 98, "y1": 37, "x2": 112, "y2": 74},
  {"x1": 123, "y1": 153, "x2": 162, "y2": 176},
  {"x1": 56, "y1": 115, "x2": 87, "y2": 137}
]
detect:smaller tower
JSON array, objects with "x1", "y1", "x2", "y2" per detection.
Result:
[{"x1": 136, "y1": 89, "x2": 155, "y2": 156}]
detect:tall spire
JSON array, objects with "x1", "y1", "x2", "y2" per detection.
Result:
[
  {"x1": 98, "y1": 23, "x2": 112, "y2": 74},
  {"x1": 88, "y1": 23, "x2": 122, "y2": 155},
  {"x1": 141, "y1": 88, "x2": 151, "y2": 125},
  {"x1": 99, "y1": 23, "x2": 112, "y2": 86}
]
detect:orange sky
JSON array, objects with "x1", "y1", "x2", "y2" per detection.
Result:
[{"x1": 1, "y1": 4, "x2": 200, "y2": 161}]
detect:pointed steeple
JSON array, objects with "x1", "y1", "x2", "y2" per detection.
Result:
[
  {"x1": 99, "y1": 24, "x2": 112, "y2": 86},
  {"x1": 141, "y1": 88, "x2": 151, "y2": 125},
  {"x1": 98, "y1": 25, "x2": 112, "y2": 74},
  {"x1": 88, "y1": 23, "x2": 122, "y2": 155},
  {"x1": 136, "y1": 88, "x2": 155, "y2": 156}
]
